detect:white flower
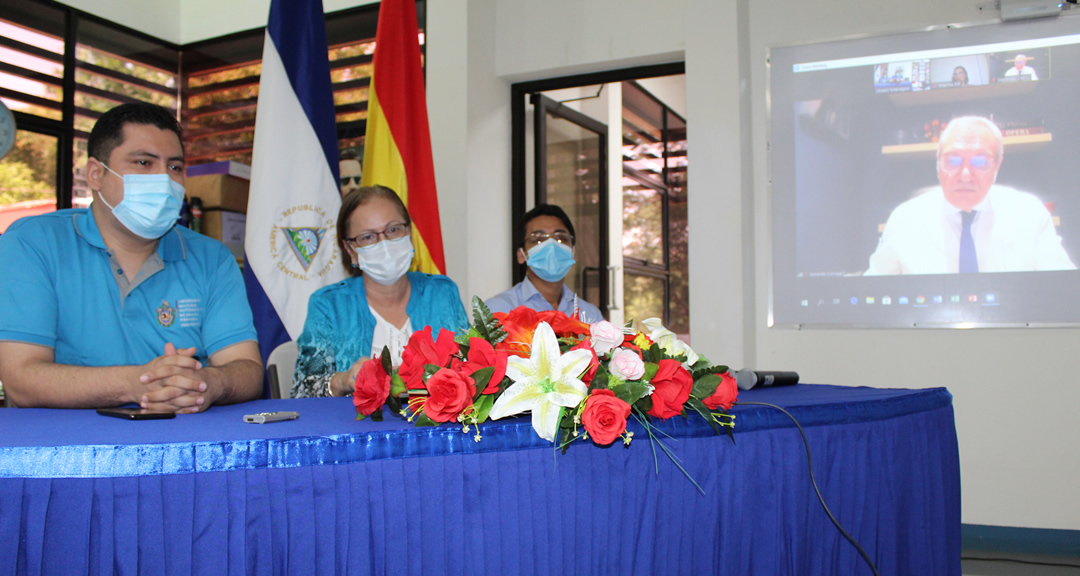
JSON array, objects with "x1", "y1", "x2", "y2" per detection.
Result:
[
  {"x1": 641, "y1": 317, "x2": 699, "y2": 367},
  {"x1": 609, "y1": 348, "x2": 645, "y2": 380},
  {"x1": 589, "y1": 320, "x2": 623, "y2": 356},
  {"x1": 488, "y1": 322, "x2": 593, "y2": 442}
]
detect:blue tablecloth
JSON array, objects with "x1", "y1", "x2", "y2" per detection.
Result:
[{"x1": 0, "y1": 384, "x2": 960, "y2": 575}]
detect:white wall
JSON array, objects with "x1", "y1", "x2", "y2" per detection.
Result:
[
  {"x1": 57, "y1": 0, "x2": 379, "y2": 44},
  {"x1": 58, "y1": 0, "x2": 180, "y2": 43},
  {"x1": 64, "y1": 0, "x2": 1080, "y2": 531}
]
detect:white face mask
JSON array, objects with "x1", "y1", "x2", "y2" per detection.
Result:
[{"x1": 353, "y1": 235, "x2": 415, "y2": 285}]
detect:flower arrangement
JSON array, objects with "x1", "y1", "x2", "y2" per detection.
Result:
[{"x1": 353, "y1": 298, "x2": 738, "y2": 451}]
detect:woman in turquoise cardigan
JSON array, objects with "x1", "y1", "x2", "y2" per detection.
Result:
[{"x1": 291, "y1": 186, "x2": 468, "y2": 398}]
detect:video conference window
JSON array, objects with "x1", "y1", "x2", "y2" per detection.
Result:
[{"x1": 771, "y1": 20, "x2": 1080, "y2": 327}]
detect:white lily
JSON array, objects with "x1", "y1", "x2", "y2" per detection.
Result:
[
  {"x1": 641, "y1": 317, "x2": 699, "y2": 367},
  {"x1": 488, "y1": 321, "x2": 593, "y2": 442}
]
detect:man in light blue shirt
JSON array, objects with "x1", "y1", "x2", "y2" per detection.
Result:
[
  {"x1": 0, "y1": 103, "x2": 262, "y2": 413},
  {"x1": 486, "y1": 204, "x2": 604, "y2": 324}
]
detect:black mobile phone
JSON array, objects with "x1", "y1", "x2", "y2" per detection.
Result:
[{"x1": 96, "y1": 407, "x2": 176, "y2": 420}]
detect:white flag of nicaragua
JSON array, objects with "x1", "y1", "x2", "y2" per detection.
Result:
[{"x1": 244, "y1": 0, "x2": 344, "y2": 354}]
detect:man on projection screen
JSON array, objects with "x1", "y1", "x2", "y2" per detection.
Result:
[{"x1": 865, "y1": 116, "x2": 1074, "y2": 275}]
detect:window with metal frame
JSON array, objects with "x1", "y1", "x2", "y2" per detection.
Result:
[
  {"x1": 621, "y1": 80, "x2": 689, "y2": 335},
  {"x1": 0, "y1": 0, "x2": 425, "y2": 223}
]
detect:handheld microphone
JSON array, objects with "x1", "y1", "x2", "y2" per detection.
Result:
[{"x1": 734, "y1": 369, "x2": 800, "y2": 391}]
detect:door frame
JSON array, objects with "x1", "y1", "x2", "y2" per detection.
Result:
[{"x1": 509, "y1": 62, "x2": 684, "y2": 310}]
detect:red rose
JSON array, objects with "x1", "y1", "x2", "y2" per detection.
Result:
[
  {"x1": 423, "y1": 368, "x2": 477, "y2": 423},
  {"x1": 702, "y1": 370, "x2": 739, "y2": 412},
  {"x1": 399, "y1": 327, "x2": 460, "y2": 389},
  {"x1": 648, "y1": 359, "x2": 693, "y2": 420},
  {"x1": 461, "y1": 337, "x2": 507, "y2": 394},
  {"x1": 353, "y1": 358, "x2": 391, "y2": 416},
  {"x1": 582, "y1": 389, "x2": 631, "y2": 445},
  {"x1": 570, "y1": 338, "x2": 600, "y2": 383}
]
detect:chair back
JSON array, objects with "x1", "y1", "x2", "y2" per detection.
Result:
[{"x1": 266, "y1": 341, "x2": 299, "y2": 399}]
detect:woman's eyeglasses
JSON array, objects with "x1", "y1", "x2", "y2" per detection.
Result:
[{"x1": 345, "y1": 222, "x2": 410, "y2": 248}]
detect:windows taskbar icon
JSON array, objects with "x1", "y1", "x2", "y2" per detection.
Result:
[{"x1": 801, "y1": 293, "x2": 998, "y2": 308}]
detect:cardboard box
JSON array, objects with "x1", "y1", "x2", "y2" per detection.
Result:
[
  {"x1": 185, "y1": 174, "x2": 249, "y2": 213},
  {"x1": 200, "y1": 209, "x2": 246, "y2": 262},
  {"x1": 186, "y1": 160, "x2": 251, "y2": 180}
]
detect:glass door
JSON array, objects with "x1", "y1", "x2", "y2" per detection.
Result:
[{"x1": 530, "y1": 93, "x2": 608, "y2": 318}]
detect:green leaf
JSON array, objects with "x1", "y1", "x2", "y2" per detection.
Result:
[
  {"x1": 635, "y1": 396, "x2": 654, "y2": 414},
  {"x1": 390, "y1": 372, "x2": 407, "y2": 399},
  {"x1": 643, "y1": 362, "x2": 659, "y2": 382},
  {"x1": 379, "y1": 346, "x2": 393, "y2": 378},
  {"x1": 414, "y1": 412, "x2": 439, "y2": 427},
  {"x1": 643, "y1": 342, "x2": 664, "y2": 364},
  {"x1": 469, "y1": 366, "x2": 495, "y2": 397},
  {"x1": 423, "y1": 363, "x2": 443, "y2": 382},
  {"x1": 385, "y1": 394, "x2": 401, "y2": 415},
  {"x1": 355, "y1": 412, "x2": 367, "y2": 421},
  {"x1": 614, "y1": 381, "x2": 651, "y2": 406},
  {"x1": 692, "y1": 373, "x2": 723, "y2": 399},
  {"x1": 590, "y1": 370, "x2": 610, "y2": 390},
  {"x1": 685, "y1": 397, "x2": 721, "y2": 436},
  {"x1": 454, "y1": 332, "x2": 471, "y2": 347},
  {"x1": 691, "y1": 364, "x2": 725, "y2": 381},
  {"x1": 471, "y1": 296, "x2": 508, "y2": 344},
  {"x1": 471, "y1": 393, "x2": 495, "y2": 424}
]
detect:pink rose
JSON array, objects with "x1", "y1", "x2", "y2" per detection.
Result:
[
  {"x1": 589, "y1": 321, "x2": 623, "y2": 356},
  {"x1": 609, "y1": 348, "x2": 645, "y2": 380},
  {"x1": 581, "y1": 389, "x2": 631, "y2": 446}
]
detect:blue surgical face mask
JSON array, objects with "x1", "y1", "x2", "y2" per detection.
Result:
[
  {"x1": 524, "y1": 238, "x2": 576, "y2": 282},
  {"x1": 96, "y1": 163, "x2": 186, "y2": 239}
]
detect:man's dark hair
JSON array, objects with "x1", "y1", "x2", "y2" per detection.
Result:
[
  {"x1": 519, "y1": 204, "x2": 576, "y2": 248},
  {"x1": 339, "y1": 148, "x2": 361, "y2": 162},
  {"x1": 87, "y1": 103, "x2": 184, "y2": 165}
]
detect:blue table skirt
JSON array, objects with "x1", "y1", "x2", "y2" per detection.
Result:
[{"x1": 0, "y1": 385, "x2": 960, "y2": 575}]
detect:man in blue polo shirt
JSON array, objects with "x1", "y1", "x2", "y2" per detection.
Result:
[
  {"x1": 486, "y1": 204, "x2": 604, "y2": 324},
  {"x1": 0, "y1": 103, "x2": 262, "y2": 413}
]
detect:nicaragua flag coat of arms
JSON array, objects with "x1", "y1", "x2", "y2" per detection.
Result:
[{"x1": 243, "y1": 0, "x2": 345, "y2": 380}]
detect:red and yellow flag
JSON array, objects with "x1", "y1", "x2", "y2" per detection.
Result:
[{"x1": 361, "y1": 0, "x2": 445, "y2": 275}]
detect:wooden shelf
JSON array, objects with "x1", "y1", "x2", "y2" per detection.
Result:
[{"x1": 881, "y1": 132, "x2": 1052, "y2": 155}]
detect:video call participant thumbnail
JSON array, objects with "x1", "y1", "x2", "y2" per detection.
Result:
[
  {"x1": 865, "y1": 116, "x2": 1074, "y2": 275},
  {"x1": 1004, "y1": 54, "x2": 1038, "y2": 81}
]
